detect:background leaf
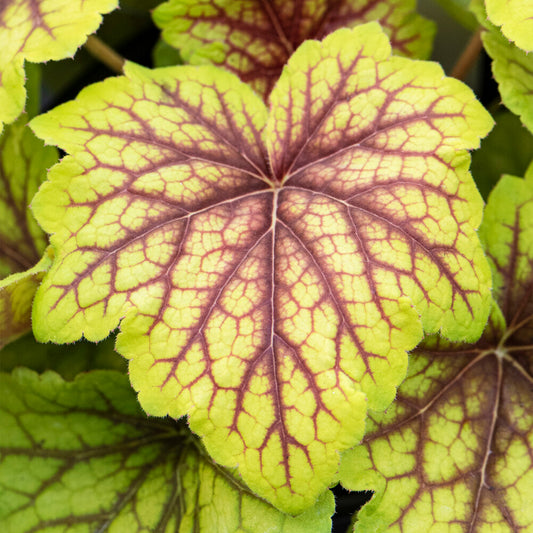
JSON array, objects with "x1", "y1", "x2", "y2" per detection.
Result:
[
  {"x1": 471, "y1": 111, "x2": 533, "y2": 199},
  {"x1": 482, "y1": 29, "x2": 533, "y2": 134},
  {"x1": 0, "y1": 119, "x2": 57, "y2": 278},
  {"x1": 0, "y1": 248, "x2": 53, "y2": 349},
  {"x1": 0, "y1": 0, "x2": 119, "y2": 130},
  {"x1": 0, "y1": 369, "x2": 334, "y2": 532},
  {"x1": 339, "y1": 163, "x2": 533, "y2": 532},
  {"x1": 484, "y1": 0, "x2": 533, "y2": 52},
  {"x1": 30, "y1": 25, "x2": 492, "y2": 512},
  {"x1": 431, "y1": 0, "x2": 478, "y2": 30},
  {"x1": 0, "y1": 118, "x2": 58, "y2": 347},
  {"x1": 470, "y1": 0, "x2": 533, "y2": 134},
  {"x1": 153, "y1": 0, "x2": 435, "y2": 99},
  {"x1": 0, "y1": 331, "x2": 126, "y2": 379}
]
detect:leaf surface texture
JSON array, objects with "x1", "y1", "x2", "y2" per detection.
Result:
[
  {"x1": 30, "y1": 24, "x2": 492, "y2": 512},
  {"x1": 340, "y1": 163, "x2": 533, "y2": 532}
]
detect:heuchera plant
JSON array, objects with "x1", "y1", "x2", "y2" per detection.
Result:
[{"x1": 0, "y1": 0, "x2": 532, "y2": 531}]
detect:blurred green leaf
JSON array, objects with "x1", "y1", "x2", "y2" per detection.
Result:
[{"x1": 471, "y1": 111, "x2": 533, "y2": 199}]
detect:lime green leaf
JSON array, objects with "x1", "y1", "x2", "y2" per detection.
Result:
[
  {"x1": 481, "y1": 29, "x2": 533, "y2": 134},
  {"x1": 485, "y1": 0, "x2": 533, "y2": 51},
  {"x1": 481, "y1": 164, "x2": 533, "y2": 340},
  {"x1": 153, "y1": 0, "x2": 435, "y2": 100},
  {"x1": 339, "y1": 165, "x2": 533, "y2": 531},
  {"x1": 470, "y1": 0, "x2": 533, "y2": 134},
  {"x1": 0, "y1": 247, "x2": 53, "y2": 349},
  {"x1": 471, "y1": 111, "x2": 533, "y2": 199},
  {"x1": 30, "y1": 24, "x2": 492, "y2": 513},
  {"x1": 0, "y1": 119, "x2": 57, "y2": 278},
  {"x1": 0, "y1": 0, "x2": 119, "y2": 131},
  {"x1": 0, "y1": 369, "x2": 334, "y2": 532}
]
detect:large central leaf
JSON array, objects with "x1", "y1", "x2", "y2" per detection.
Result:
[{"x1": 30, "y1": 24, "x2": 492, "y2": 513}]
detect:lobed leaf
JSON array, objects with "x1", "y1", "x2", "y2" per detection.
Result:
[
  {"x1": 0, "y1": 0, "x2": 118, "y2": 131},
  {"x1": 339, "y1": 164, "x2": 533, "y2": 532},
  {"x1": 153, "y1": 0, "x2": 435, "y2": 100},
  {"x1": 470, "y1": 0, "x2": 533, "y2": 134},
  {"x1": 485, "y1": 0, "x2": 533, "y2": 52},
  {"x1": 0, "y1": 369, "x2": 334, "y2": 532},
  {"x1": 482, "y1": 30, "x2": 533, "y2": 135},
  {"x1": 30, "y1": 24, "x2": 492, "y2": 512}
]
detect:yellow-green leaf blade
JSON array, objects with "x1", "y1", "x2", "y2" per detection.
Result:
[
  {"x1": 0, "y1": 119, "x2": 57, "y2": 278},
  {"x1": 30, "y1": 24, "x2": 492, "y2": 514},
  {"x1": 153, "y1": 0, "x2": 435, "y2": 100},
  {"x1": 0, "y1": 247, "x2": 53, "y2": 349},
  {"x1": 485, "y1": 0, "x2": 533, "y2": 52},
  {"x1": 0, "y1": 118, "x2": 58, "y2": 348},
  {"x1": 0, "y1": 369, "x2": 334, "y2": 532},
  {"x1": 339, "y1": 163, "x2": 533, "y2": 531},
  {"x1": 482, "y1": 28, "x2": 533, "y2": 135},
  {"x1": 0, "y1": 0, "x2": 118, "y2": 130},
  {"x1": 268, "y1": 23, "x2": 492, "y2": 345},
  {"x1": 471, "y1": 0, "x2": 533, "y2": 135},
  {"x1": 480, "y1": 163, "x2": 533, "y2": 344}
]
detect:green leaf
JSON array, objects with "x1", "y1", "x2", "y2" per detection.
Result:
[
  {"x1": 30, "y1": 24, "x2": 492, "y2": 513},
  {"x1": 0, "y1": 331, "x2": 126, "y2": 379},
  {"x1": 339, "y1": 164, "x2": 533, "y2": 532},
  {"x1": 432, "y1": 0, "x2": 478, "y2": 31},
  {"x1": 471, "y1": 111, "x2": 533, "y2": 199},
  {"x1": 485, "y1": 0, "x2": 533, "y2": 52},
  {"x1": 482, "y1": 29, "x2": 533, "y2": 134},
  {"x1": 0, "y1": 119, "x2": 57, "y2": 278},
  {"x1": 153, "y1": 39, "x2": 184, "y2": 68},
  {"x1": 0, "y1": 118, "x2": 58, "y2": 348},
  {"x1": 0, "y1": 369, "x2": 334, "y2": 532},
  {"x1": 0, "y1": 0, "x2": 119, "y2": 131},
  {"x1": 481, "y1": 164, "x2": 533, "y2": 338},
  {"x1": 470, "y1": 0, "x2": 533, "y2": 134},
  {"x1": 0, "y1": 247, "x2": 53, "y2": 349},
  {"x1": 24, "y1": 63, "x2": 42, "y2": 120},
  {"x1": 153, "y1": 0, "x2": 436, "y2": 100}
]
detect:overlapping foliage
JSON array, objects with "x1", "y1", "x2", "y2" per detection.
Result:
[
  {"x1": 0, "y1": 0, "x2": 118, "y2": 131},
  {"x1": 340, "y1": 163, "x2": 533, "y2": 531},
  {"x1": 0, "y1": 0, "x2": 532, "y2": 531}
]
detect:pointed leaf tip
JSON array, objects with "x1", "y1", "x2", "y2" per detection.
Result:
[{"x1": 31, "y1": 24, "x2": 493, "y2": 512}]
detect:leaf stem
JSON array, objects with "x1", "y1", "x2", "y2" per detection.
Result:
[
  {"x1": 505, "y1": 344, "x2": 533, "y2": 352},
  {"x1": 451, "y1": 28, "x2": 483, "y2": 81},
  {"x1": 84, "y1": 35, "x2": 125, "y2": 74}
]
